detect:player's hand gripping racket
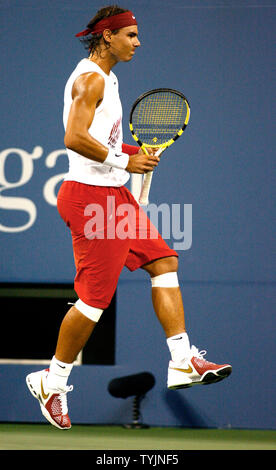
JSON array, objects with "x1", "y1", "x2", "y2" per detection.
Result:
[{"x1": 129, "y1": 88, "x2": 190, "y2": 205}]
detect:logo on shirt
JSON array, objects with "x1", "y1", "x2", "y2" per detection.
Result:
[{"x1": 108, "y1": 118, "x2": 121, "y2": 149}]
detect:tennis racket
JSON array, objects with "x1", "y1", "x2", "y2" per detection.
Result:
[{"x1": 129, "y1": 88, "x2": 190, "y2": 205}]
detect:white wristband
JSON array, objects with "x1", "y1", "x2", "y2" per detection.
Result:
[{"x1": 104, "y1": 149, "x2": 129, "y2": 170}]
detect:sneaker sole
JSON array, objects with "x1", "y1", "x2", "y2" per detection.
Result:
[
  {"x1": 168, "y1": 365, "x2": 232, "y2": 390},
  {"x1": 26, "y1": 375, "x2": 40, "y2": 400},
  {"x1": 26, "y1": 375, "x2": 71, "y2": 430}
]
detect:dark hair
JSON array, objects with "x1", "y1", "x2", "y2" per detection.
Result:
[{"x1": 79, "y1": 5, "x2": 129, "y2": 55}]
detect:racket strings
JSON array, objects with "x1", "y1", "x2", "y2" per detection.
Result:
[{"x1": 131, "y1": 92, "x2": 188, "y2": 145}]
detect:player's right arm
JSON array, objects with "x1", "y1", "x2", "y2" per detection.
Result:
[
  {"x1": 64, "y1": 72, "x2": 108, "y2": 162},
  {"x1": 64, "y1": 72, "x2": 159, "y2": 173}
]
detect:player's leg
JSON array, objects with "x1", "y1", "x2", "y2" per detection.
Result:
[
  {"x1": 142, "y1": 255, "x2": 232, "y2": 389},
  {"x1": 46, "y1": 300, "x2": 103, "y2": 393},
  {"x1": 26, "y1": 183, "x2": 129, "y2": 429},
  {"x1": 49, "y1": 182, "x2": 128, "y2": 373},
  {"x1": 124, "y1": 198, "x2": 191, "y2": 362},
  {"x1": 54, "y1": 304, "x2": 98, "y2": 364},
  {"x1": 142, "y1": 255, "x2": 186, "y2": 337},
  {"x1": 124, "y1": 187, "x2": 232, "y2": 389},
  {"x1": 141, "y1": 256, "x2": 191, "y2": 361},
  {"x1": 26, "y1": 301, "x2": 103, "y2": 430}
]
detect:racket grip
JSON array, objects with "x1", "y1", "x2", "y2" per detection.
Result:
[
  {"x1": 138, "y1": 147, "x2": 164, "y2": 205},
  {"x1": 139, "y1": 171, "x2": 153, "y2": 205}
]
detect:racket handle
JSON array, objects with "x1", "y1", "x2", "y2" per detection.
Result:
[
  {"x1": 131, "y1": 173, "x2": 143, "y2": 203},
  {"x1": 139, "y1": 171, "x2": 153, "y2": 205},
  {"x1": 138, "y1": 147, "x2": 164, "y2": 205}
]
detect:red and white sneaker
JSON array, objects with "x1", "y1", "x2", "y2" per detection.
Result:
[
  {"x1": 26, "y1": 369, "x2": 73, "y2": 430},
  {"x1": 167, "y1": 346, "x2": 232, "y2": 390}
]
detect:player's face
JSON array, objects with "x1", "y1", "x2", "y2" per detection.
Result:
[{"x1": 109, "y1": 26, "x2": 140, "y2": 62}]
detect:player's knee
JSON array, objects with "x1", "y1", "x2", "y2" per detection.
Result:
[
  {"x1": 149, "y1": 256, "x2": 179, "y2": 288},
  {"x1": 155, "y1": 255, "x2": 178, "y2": 275},
  {"x1": 164, "y1": 256, "x2": 178, "y2": 273},
  {"x1": 143, "y1": 256, "x2": 179, "y2": 277},
  {"x1": 74, "y1": 299, "x2": 103, "y2": 322}
]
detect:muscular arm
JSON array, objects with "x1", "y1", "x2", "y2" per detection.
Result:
[
  {"x1": 64, "y1": 72, "x2": 108, "y2": 163},
  {"x1": 64, "y1": 71, "x2": 160, "y2": 173}
]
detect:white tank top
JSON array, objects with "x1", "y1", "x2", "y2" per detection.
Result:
[{"x1": 63, "y1": 59, "x2": 130, "y2": 187}]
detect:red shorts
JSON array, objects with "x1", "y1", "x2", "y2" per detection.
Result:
[{"x1": 57, "y1": 181, "x2": 177, "y2": 309}]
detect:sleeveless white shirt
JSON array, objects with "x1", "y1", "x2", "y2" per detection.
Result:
[{"x1": 63, "y1": 59, "x2": 130, "y2": 187}]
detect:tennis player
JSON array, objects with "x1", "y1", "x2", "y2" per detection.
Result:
[{"x1": 26, "y1": 5, "x2": 232, "y2": 430}]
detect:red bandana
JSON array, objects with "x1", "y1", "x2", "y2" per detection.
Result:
[{"x1": 75, "y1": 11, "x2": 137, "y2": 37}]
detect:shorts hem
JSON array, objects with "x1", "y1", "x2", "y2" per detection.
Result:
[
  {"x1": 126, "y1": 251, "x2": 179, "y2": 272},
  {"x1": 74, "y1": 288, "x2": 111, "y2": 310}
]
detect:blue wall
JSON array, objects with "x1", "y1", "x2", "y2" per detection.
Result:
[{"x1": 0, "y1": 0, "x2": 275, "y2": 429}]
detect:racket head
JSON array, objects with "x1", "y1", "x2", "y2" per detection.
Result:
[{"x1": 129, "y1": 88, "x2": 190, "y2": 151}]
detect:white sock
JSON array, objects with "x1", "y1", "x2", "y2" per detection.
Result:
[
  {"x1": 46, "y1": 356, "x2": 73, "y2": 391},
  {"x1": 167, "y1": 332, "x2": 191, "y2": 363}
]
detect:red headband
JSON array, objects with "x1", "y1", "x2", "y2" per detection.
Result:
[{"x1": 75, "y1": 11, "x2": 137, "y2": 37}]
